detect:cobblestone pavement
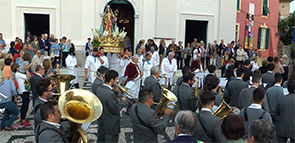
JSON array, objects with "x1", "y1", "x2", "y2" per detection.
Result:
[{"x1": 0, "y1": 69, "x2": 220, "y2": 143}]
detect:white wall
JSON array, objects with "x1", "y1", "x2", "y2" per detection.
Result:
[{"x1": 0, "y1": 0, "x2": 236, "y2": 51}]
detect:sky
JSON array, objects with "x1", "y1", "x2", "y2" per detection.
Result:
[{"x1": 290, "y1": 1, "x2": 295, "y2": 13}]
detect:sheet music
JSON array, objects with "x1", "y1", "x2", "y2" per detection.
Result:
[
  {"x1": 125, "y1": 81, "x2": 136, "y2": 89},
  {"x1": 283, "y1": 88, "x2": 289, "y2": 95},
  {"x1": 219, "y1": 78, "x2": 228, "y2": 87}
]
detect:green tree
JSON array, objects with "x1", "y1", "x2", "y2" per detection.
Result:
[{"x1": 278, "y1": 11, "x2": 295, "y2": 45}]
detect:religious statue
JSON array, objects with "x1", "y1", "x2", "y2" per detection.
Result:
[{"x1": 102, "y1": 5, "x2": 117, "y2": 36}]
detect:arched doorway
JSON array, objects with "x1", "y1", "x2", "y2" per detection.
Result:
[{"x1": 101, "y1": 0, "x2": 139, "y2": 53}]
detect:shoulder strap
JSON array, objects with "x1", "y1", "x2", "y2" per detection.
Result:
[
  {"x1": 196, "y1": 113, "x2": 214, "y2": 139},
  {"x1": 135, "y1": 105, "x2": 152, "y2": 129},
  {"x1": 244, "y1": 108, "x2": 248, "y2": 122},
  {"x1": 259, "y1": 110, "x2": 266, "y2": 119},
  {"x1": 34, "y1": 104, "x2": 42, "y2": 114}
]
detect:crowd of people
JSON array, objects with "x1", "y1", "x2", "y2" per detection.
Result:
[{"x1": 0, "y1": 31, "x2": 294, "y2": 143}]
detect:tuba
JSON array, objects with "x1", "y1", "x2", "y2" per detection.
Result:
[
  {"x1": 59, "y1": 89, "x2": 103, "y2": 143},
  {"x1": 213, "y1": 100, "x2": 233, "y2": 119},
  {"x1": 155, "y1": 88, "x2": 178, "y2": 118},
  {"x1": 49, "y1": 74, "x2": 76, "y2": 100}
]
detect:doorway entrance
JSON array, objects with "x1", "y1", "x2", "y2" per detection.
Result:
[
  {"x1": 108, "y1": 0, "x2": 135, "y2": 51},
  {"x1": 24, "y1": 14, "x2": 50, "y2": 39},
  {"x1": 185, "y1": 20, "x2": 208, "y2": 45}
]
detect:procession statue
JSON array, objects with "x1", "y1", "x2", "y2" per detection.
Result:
[{"x1": 91, "y1": 5, "x2": 126, "y2": 53}]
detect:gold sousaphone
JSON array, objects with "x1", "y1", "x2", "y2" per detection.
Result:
[
  {"x1": 49, "y1": 74, "x2": 76, "y2": 100},
  {"x1": 59, "y1": 89, "x2": 103, "y2": 143}
]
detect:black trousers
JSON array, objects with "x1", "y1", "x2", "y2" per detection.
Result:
[
  {"x1": 185, "y1": 56, "x2": 191, "y2": 67},
  {"x1": 52, "y1": 57, "x2": 59, "y2": 68},
  {"x1": 20, "y1": 91, "x2": 30, "y2": 120},
  {"x1": 62, "y1": 52, "x2": 69, "y2": 67},
  {"x1": 177, "y1": 57, "x2": 183, "y2": 69},
  {"x1": 236, "y1": 60, "x2": 243, "y2": 68},
  {"x1": 277, "y1": 135, "x2": 294, "y2": 143}
]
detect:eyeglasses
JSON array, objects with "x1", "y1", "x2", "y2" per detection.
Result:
[
  {"x1": 40, "y1": 68, "x2": 45, "y2": 70},
  {"x1": 47, "y1": 89, "x2": 54, "y2": 92}
]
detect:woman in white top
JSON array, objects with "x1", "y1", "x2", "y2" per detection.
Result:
[
  {"x1": 13, "y1": 64, "x2": 31, "y2": 126},
  {"x1": 236, "y1": 45, "x2": 245, "y2": 68}
]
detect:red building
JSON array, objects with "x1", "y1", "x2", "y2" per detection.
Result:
[{"x1": 236, "y1": 0, "x2": 279, "y2": 58}]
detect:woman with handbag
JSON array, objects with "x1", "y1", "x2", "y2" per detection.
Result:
[{"x1": 13, "y1": 64, "x2": 31, "y2": 126}]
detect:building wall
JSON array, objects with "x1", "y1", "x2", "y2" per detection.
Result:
[
  {"x1": 236, "y1": 0, "x2": 280, "y2": 58},
  {"x1": 0, "y1": 0, "x2": 236, "y2": 51},
  {"x1": 279, "y1": 2, "x2": 291, "y2": 18}
]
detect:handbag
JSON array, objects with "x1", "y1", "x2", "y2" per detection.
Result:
[
  {"x1": 40, "y1": 49, "x2": 45, "y2": 55},
  {"x1": 183, "y1": 53, "x2": 187, "y2": 59},
  {"x1": 50, "y1": 50, "x2": 54, "y2": 58}
]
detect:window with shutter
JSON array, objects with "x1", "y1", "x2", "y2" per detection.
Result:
[
  {"x1": 237, "y1": 0, "x2": 241, "y2": 11},
  {"x1": 258, "y1": 27, "x2": 269, "y2": 50},
  {"x1": 262, "y1": 0, "x2": 270, "y2": 16}
]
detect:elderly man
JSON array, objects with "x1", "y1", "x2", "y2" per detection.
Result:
[
  {"x1": 31, "y1": 50, "x2": 43, "y2": 72},
  {"x1": 248, "y1": 119, "x2": 275, "y2": 143},
  {"x1": 124, "y1": 55, "x2": 143, "y2": 111},
  {"x1": 191, "y1": 53, "x2": 205, "y2": 88},
  {"x1": 161, "y1": 52, "x2": 177, "y2": 89},
  {"x1": 30, "y1": 65, "x2": 45, "y2": 105},
  {"x1": 167, "y1": 111, "x2": 202, "y2": 143},
  {"x1": 48, "y1": 33, "x2": 55, "y2": 51},
  {"x1": 144, "y1": 66, "x2": 162, "y2": 108}
]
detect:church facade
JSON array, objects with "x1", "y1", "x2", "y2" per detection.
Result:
[{"x1": 0, "y1": 0, "x2": 237, "y2": 52}]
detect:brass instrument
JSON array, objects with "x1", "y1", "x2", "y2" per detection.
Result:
[
  {"x1": 49, "y1": 74, "x2": 76, "y2": 100},
  {"x1": 162, "y1": 76, "x2": 168, "y2": 88},
  {"x1": 194, "y1": 77, "x2": 204, "y2": 100},
  {"x1": 59, "y1": 89, "x2": 103, "y2": 143},
  {"x1": 94, "y1": 71, "x2": 103, "y2": 79},
  {"x1": 213, "y1": 100, "x2": 233, "y2": 119},
  {"x1": 116, "y1": 84, "x2": 139, "y2": 101},
  {"x1": 155, "y1": 88, "x2": 178, "y2": 118}
]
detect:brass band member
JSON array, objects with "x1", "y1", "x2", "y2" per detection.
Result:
[
  {"x1": 130, "y1": 89, "x2": 173, "y2": 143},
  {"x1": 173, "y1": 72, "x2": 198, "y2": 112},
  {"x1": 193, "y1": 91, "x2": 224, "y2": 142},
  {"x1": 96, "y1": 70, "x2": 127, "y2": 142},
  {"x1": 91, "y1": 66, "x2": 109, "y2": 94},
  {"x1": 144, "y1": 66, "x2": 162, "y2": 109},
  {"x1": 35, "y1": 101, "x2": 69, "y2": 143},
  {"x1": 34, "y1": 78, "x2": 53, "y2": 130}
]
